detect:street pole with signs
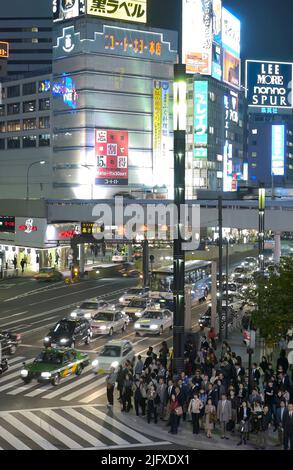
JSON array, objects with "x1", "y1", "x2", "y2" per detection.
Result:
[
  {"x1": 173, "y1": 58, "x2": 187, "y2": 373},
  {"x1": 218, "y1": 196, "x2": 223, "y2": 342},
  {"x1": 258, "y1": 183, "x2": 266, "y2": 274}
]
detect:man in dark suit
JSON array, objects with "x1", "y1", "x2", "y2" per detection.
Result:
[
  {"x1": 283, "y1": 403, "x2": 293, "y2": 450},
  {"x1": 276, "y1": 400, "x2": 286, "y2": 447}
]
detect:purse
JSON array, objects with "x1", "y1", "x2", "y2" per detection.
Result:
[{"x1": 175, "y1": 406, "x2": 183, "y2": 416}]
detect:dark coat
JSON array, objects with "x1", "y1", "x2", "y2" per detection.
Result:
[{"x1": 283, "y1": 409, "x2": 293, "y2": 434}]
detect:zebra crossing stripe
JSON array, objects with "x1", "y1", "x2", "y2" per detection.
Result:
[
  {"x1": 19, "y1": 410, "x2": 83, "y2": 450},
  {"x1": 80, "y1": 387, "x2": 106, "y2": 404},
  {"x1": 24, "y1": 384, "x2": 53, "y2": 398},
  {"x1": 0, "y1": 378, "x2": 23, "y2": 392},
  {"x1": 0, "y1": 424, "x2": 31, "y2": 450},
  {"x1": 8, "y1": 382, "x2": 40, "y2": 396},
  {"x1": 43, "y1": 371, "x2": 101, "y2": 400},
  {"x1": 86, "y1": 408, "x2": 152, "y2": 444},
  {"x1": 5, "y1": 356, "x2": 25, "y2": 365},
  {"x1": 1, "y1": 414, "x2": 57, "y2": 450},
  {"x1": 40, "y1": 409, "x2": 106, "y2": 447},
  {"x1": 62, "y1": 408, "x2": 127, "y2": 446},
  {"x1": 61, "y1": 377, "x2": 106, "y2": 402}
]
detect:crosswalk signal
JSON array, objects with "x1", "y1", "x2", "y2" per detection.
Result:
[{"x1": 71, "y1": 265, "x2": 80, "y2": 280}]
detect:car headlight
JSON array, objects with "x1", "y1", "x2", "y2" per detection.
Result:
[
  {"x1": 70, "y1": 312, "x2": 77, "y2": 318},
  {"x1": 135, "y1": 312, "x2": 142, "y2": 317},
  {"x1": 44, "y1": 336, "x2": 50, "y2": 342},
  {"x1": 20, "y1": 369, "x2": 28, "y2": 377},
  {"x1": 100, "y1": 325, "x2": 107, "y2": 330},
  {"x1": 96, "y1": 270, "x2": 100, "y2": 274},
  {"x1": 41, "y1": 372, "x2": 51, "y2": 379},
  {"x1": 92, "y1": 359, "x2": 99, "y2": 367},
  {"x1": 134, "y1": 323, "x2": 140, "y2": 329},
  {"x1": 111, "y1": 361, "x2": 119, "y2": 369},
  {"x1": 150, "y1": 324, "x2": 159, "y2": 330},
  {"x1": 84, "y1": 313, "x2": 91, "y2": 319},
  {"x1": 60, "y1": 338, "x2": 68, "y2": 344},
  {"x1": 119, "y1": 297, "x2": 124, "y2": 302}
]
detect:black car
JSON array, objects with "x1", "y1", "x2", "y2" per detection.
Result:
[
  {"x1": 43, "y1": 318, "x2": 91, "y2": 348},
  {"x1": 0, "y1": 330, "x2": 21, "y2": 355}
]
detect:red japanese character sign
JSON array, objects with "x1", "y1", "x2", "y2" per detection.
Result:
[{"x1": 95, "y1": 129, "x2": 128, "y2": 186}]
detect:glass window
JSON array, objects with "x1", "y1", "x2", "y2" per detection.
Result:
[
  {"x1": 7, "y1": 137, "x2": 20, "y2": 149},
  {"x1": 23, "y1": 118, "x2": 36, "y2": 130},
  {"x1": 0, "y1": 105, "x2": 5, "y2": 116},
  {"x1": 7, "y1": 103, "x2": 20, "y2": 115},
  {"x1": 39, "y1": 98, "x2": 50, "y2": 111},
  {"x1": 39, "y1": 134, "x2": 50, "y2": 147},
  {"x1": 23, "y1": 100, "x2": 36, "y2": 113},
  {"x1": 7, "y1": 85, "x2": 20, "y2": 99},
  {"x1": 39, "y1": 116, "x2": 50, "y2": 129},
  {"x1": 7, "y1": 120, "x2": 21, "y2": 132},
  {"x1": 0, "y1": 138, "x2": 5, "y2": 149},
  {"x1": 251, "y1": 152, "x2": 257, "y2": 158},
  {"x1": 22, "y1": 135, "x2": 36, "y2": 148},
  {"x1": 0, "y1": 121, "x2": 6, "y2": 132},
  {"x1": 22, "y1": 82, "x2": 36, "y2": 95}
]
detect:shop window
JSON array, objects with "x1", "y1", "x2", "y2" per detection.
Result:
[
  {"x1": 23, "y1": 100, "x2": 36, "y2": 113},
  {"x1": 23, "y1": 135, "x2": 37, "y2": 148},
  {"x1": 7, "y1": 120, "x2": 21, "y2": 132},
  {"x1": 7, "y1": 103, "x2": 20, "y2": 115},
  {"x1": 23, "y1": 82, "x2": 36, "y2": 95},
  {"x1": 0, "y1": 138, "x2": 5, "y2": 149},
  {"x1": 0, "y1": 121, "x2": 6, "y2": 132},
  {"x1": 39, "y1": 134, "x2": 50, "y2": 147},
  {"x1": 23, "y1": 118, "x2": 36, "y2": 130},
  {"x1": 7, "y1": 137, "x2": 20, "y2": 149},
  {"x1": 39, "y1": 98, "x2": 50, "y2": 111},
  {"x1": 39, "y1": 116, "x2": 50, "y2": 129}
]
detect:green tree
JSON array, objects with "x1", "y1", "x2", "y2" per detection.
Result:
[{"x1": 241, "y1": 256, "x2": 293, "y2": 345}]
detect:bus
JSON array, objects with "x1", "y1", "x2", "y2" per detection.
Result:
[{"x1": 151, "y1": 260, "x2": 212, "y2": 303}]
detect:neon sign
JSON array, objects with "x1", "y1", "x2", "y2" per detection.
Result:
[
  {"x1": 19, "y1": 219, "x2": 38, "y2": 233},
  {"x1": 52, "y1": 74, "x2": 78, "y2": 109}
]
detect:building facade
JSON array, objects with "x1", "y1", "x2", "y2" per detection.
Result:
[{"x1": 0, "y1": 0, "x2": 52, "y2": 77}]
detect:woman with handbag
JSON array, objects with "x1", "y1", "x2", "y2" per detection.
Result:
[
  {"x1": 205, "y1": 398, "x2": 217, "y2": 438},
  {"x1": 169, "y1": 394, "x2": 181, "y2": 434},
  {"x1": 188, "y1": 393, "x2": 204, "y2": 434}
]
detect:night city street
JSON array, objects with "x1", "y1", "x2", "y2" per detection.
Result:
[{"x1": 0, "y1": 0, "x2": 292, "y2": 461}]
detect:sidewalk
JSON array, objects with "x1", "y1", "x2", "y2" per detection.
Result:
[{"x1": 113, "y1": 403, "x2": 282, "y2": 451}]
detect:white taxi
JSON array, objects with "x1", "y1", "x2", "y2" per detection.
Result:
[
  {"x1": 91, "y1": 340, "x2": 134, "y2": 374},
  {"x1": 134, "y1": 307, "x2": 173, "y2": 336}
]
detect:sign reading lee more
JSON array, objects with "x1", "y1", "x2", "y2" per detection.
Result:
[
  {"x1": 95, "y1": 129, "x2": 128, "y2": 186},
  {"x1": 87, "y1": 0, "x2": 147, "y2": 24},
  {"x1": 246, "y1": 60, "x2": 293, "y2": 109}
]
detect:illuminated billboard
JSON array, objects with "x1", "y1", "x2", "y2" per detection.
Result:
[
  {"x1": 222, "y1": 8, "x2": 240, "y2": 58},
  {"x1": 0, "y1": 42, "x2": 9, "y2": 59},
  {"x1": 182, "y1": 0, "x2": 213, "y2": 75},
  {"x1": 245, "y1": 60, "x2": 293, "y2": 109},
  {"x1": 153, "y1": 81, "x2": 170, "y2": 184},
  {"x1": 212, "y1": 43, "x2": 222, "y2": 81},
  {"x1": 53, "y1": 0, "x2": 86, "y2": 22},
  {"x1": 95, "y1": 130, "x2": 128, "y2": 185},
  {"x1": 87, "y1": 0, "x2": 147, "y2": 24},
  {"x1": 212, "y1": 0, "x2": 222, "y2": 45},
  {"x1": 194, "y1": 81, "x2": 208, "y2": 158},
  {"x1": 52, "y1": 75, "x2": 78, "y2": 109},
  {"x1": 223, "y1": 50, "x2": 240, "y2": 88},
  {"x1": 272, "y1": 125, "x2": 285, "y2": 176}
]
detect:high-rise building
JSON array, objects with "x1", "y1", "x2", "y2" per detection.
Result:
[{"x1": 0, "y1": 0, "x2": 52, "y2": 77}]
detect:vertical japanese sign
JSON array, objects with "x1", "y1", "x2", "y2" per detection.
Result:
[
  {"x1": 87, "y1": 0, "x2": 147, "y2": 24},
  {"x1": 182, "y1": 0, "x2": 213, "y2": 75},
  {"x1": 95, "y1": 130, "x2": 128, "y2": 185},
  {"x1": 153, "y1": 81, "x2": 170, "y2": 184},
  {"x1": 194, "y1": 81, "x2": 208, "y2": 158},
  {"x1": 271, "y1": 125, "x2": 285, "y2": 176}
]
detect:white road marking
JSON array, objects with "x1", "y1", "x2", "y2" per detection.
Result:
[
  {"x1": 63, "y1": 408, "x2": 127, "y2": 445},
  {"x1": 61, "y1": 376, "x2": 106, "y2": 402},
  {"x1": 0, "y1": 379, "x2": 23, "y2": 392},
  {"x1": 43, "y1": 409, "x2": 107, "y2": 447},
  {"x1": 86, "y1": 408, "x2": 152, "y2": 444},
  {"x1": 81, "y1": 441, "x2": 172, "y2": 451},
  {"x1": 0, "y1": 424, "x2": 31, "y2": 450},
  {"x1": 80, "y1": 387, "x2": 106, "y2": 403},
  {"x1": 27, "y1": 410, "x2": 82, "y2": 449},
  {"x1": 1, "y1": 413, "x2": 57, "y2": 450},
  {"x1": 43, "y1": 371, "x2": 102, "y2": 400}
]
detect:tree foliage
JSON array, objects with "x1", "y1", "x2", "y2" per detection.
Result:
[{"x1": 241, "y1": 256, "x2": 293, "y2": 343}]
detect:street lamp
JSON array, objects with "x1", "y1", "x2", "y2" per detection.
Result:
[
  {"x1": 26, "y1": 161, "x2": 46, "y2": 201},
  {"x1": 81, "y1": 165, "x2": 94, "y2": 200}
]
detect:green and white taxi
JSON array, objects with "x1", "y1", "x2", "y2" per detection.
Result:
[{"x1": 20, "y1": 348, "x2": 89, "y2": 386}]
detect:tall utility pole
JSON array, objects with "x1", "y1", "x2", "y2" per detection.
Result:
[
  {"x1": 218, "y1": 196, "x2": 223, "y2": 342},
  {"x1": 258, "y1": 183, "x2": 265, "y2": 274},
  {"x1": 172, "y1": 3, "x2": 186, "y2": 373},
  {"x1": 225, "y1": 238, "x2": 229, "y2": 339}
]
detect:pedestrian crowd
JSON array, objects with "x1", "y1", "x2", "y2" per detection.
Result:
[{"x1": 106, "y1": 334, "x2": 293, "y2": 450}]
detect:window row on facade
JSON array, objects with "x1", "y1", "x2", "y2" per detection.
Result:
[
  {"x1": 0, "y1": 98, "x2": 50, "y2": 116},
  {"x1": 0, "y1": 116, "x2": 50, "y2": 132},
  {"x1": 0, "y1": 134, "x2": 50, "y2": 149},
  {"x1": 1, "y1": 80, "x2": 51, "y2": 99}
]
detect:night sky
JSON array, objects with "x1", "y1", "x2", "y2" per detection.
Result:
[{"x1": 149, "y1": 0, "x2": 293, "y2": 62}]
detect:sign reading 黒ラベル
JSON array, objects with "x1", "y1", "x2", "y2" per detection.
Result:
[
  {"x1": 246, "y1": 60, "x2": 293, "y2": 109},
  {"x1": 87, "y1": 0, "x2": 147, "y2": 24}
]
